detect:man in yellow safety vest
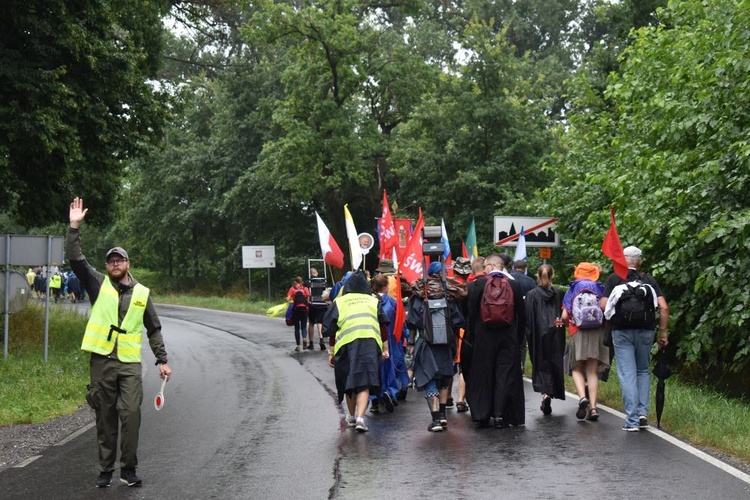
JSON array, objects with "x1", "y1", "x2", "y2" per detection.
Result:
[{"x1": 66, "y1": 197, "x2": 172, "y2": 489}]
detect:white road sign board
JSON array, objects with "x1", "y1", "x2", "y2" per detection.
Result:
[
  {"x1": 242, "y1": 246, "x2": 276, "y2": 268},
  {"x1": 494, "y1": 216, "x2": 559, "y2": 247}
]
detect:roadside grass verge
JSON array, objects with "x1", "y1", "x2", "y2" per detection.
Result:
[
  {"x1": 154, "y1": 293, "x2": 278, "y2": 316},
  {"x1": 0, "y1": 303, "x2": 89, "y2": 426}
]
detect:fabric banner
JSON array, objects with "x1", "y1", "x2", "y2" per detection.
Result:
[{"x1": 601, "y1": 206, "x2": 629, "y2": 279}]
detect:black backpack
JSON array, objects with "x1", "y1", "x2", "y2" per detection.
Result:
[
  {"x1": 614, "y1": 274, "x2": 655, "y2": 329},
  {"x1": 293, "y1": 289, "x2": 308, "y2": 309}
]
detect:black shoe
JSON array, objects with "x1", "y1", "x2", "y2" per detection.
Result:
[
  {"x1": 319, "y1": 342, "x2": 326, "y2": 351},
  {"x1": 369, "y1": 401, "x2": 380, "y2": 413},
  {"x1": 120, "y1": 469, "x2": 142, "y2": 487},
  {"x1": 439, "y1": 413, "x2": 448, "y2": 427},
  {"x1": 541, "y1": 395, "x2": 552, "y2": 415},
  {"x1": 96, "y1": 471, "x2": 113, "y2": 488},
  {"x1": 396, "y1": 389, "x2": 407, "y2": 401},
  {"x1": 383, "y1": 393, "x2": 395, "y2": 413},
  {"x1": 494, "y1": 417, "x2": 509, "y2": 429},
  {"x1": 446, "y1": 398, "x2": 455, "y2": 409},
  {"x1": 639, "y1": 415, "x2": 649, "y2": 428}
]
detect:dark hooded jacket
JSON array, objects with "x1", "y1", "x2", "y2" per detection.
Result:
[{"x1": 321, "y1": 271, "x2": 388, "y2": 344}]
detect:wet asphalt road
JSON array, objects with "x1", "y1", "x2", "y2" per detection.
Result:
[{"x1": 1, "y1": 304, "x2": 749, "y2": 499}]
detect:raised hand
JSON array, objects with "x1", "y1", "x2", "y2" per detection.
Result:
[{"x1": 69, "y1": 197, "x2": 89, "y2": 228}]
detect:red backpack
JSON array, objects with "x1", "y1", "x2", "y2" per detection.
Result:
[{"x1": 481, "y1": 274, "x2": 514, "y2": 325}]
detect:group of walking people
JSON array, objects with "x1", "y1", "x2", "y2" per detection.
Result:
[{"x1": 315, "y1": 245, "x2": 669, "y2": 435}]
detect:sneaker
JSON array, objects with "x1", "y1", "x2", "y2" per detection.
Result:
[
  {"x1": 428, "y1": 420, "x2": 444, "y2": 432},
  {"x1": 306, "y1": 343, "x2": 315, "y2": 350},
  {"x1": 355, "y1": 418, "x2": 368, "y2": 433},
  {"x1": 369, "y1": 401, "x2": 380, "y2": 413},
  {"x1": 319, "y1": 342, "x2": 326, "y2": 351},
  {"x1": 576, "y1": 397, "x2": 589, "y2": 420},
  {"x1": 639, "y1": 416, "x2": 649, "y2": 429},
  {"x1": 345, "y1": 415, "x2": 357, "y2": 427},
  {"x1": 541, "y1": 395, "x2": 552, "y2": 415},
  {"x1": 120, "y1": 469, "x2": 142, "y2": 487},
  {"x1": 446, "y1": 398, "x2": 455, "y2": 409},
  {"x1": 294, "y1": 346, "x2": 300, "y2": 352},
  {"x1": 95, "y1": 471, "x2": 113, "y2": 488},
  {"x1": 622, "y1": 425, "x2": 640, "y2": 432},
  {"x1": 383, "y1": 393, "x2": 395, "y2": 413},
  {"x1": 439, "y1": 413, "x2": 448, "y2": 427}
]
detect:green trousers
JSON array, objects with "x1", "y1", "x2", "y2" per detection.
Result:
[{"x1": 89, "y1": 353, "x2": 143, "y2": 472}]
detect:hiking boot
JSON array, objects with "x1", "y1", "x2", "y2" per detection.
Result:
[
  {"x1": 383, "y1": 393, "x2": 395, "y2": 413},
  {"x1": 639, "y1": 416, "x2": 649, "y2": 429},
  {"x1": 120, "y1": 469, "x2": 142, "y2": 487},
  {"x1": 95, "y1": 471, "x2": 113, "y2": 488},
  {"x1": 428, "y1": 420, "x2": 443, "y2": 432}
]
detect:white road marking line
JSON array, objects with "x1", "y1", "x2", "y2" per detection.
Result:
[
  {"x1": 13, "y1": 455, "x2": 42, "y2": 468},
  {"x1": 552, "y1": 382, "x2": 750, "y2": 486},
  {"x1": 55, "y1": 422, "x2": 95, "y2": 446}
]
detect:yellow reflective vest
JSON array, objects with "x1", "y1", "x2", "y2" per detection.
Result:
[
  {"x1": 81, "y1": 279, "x2": 149, "y2": 362},
  {"x1": 333, "y1": 293, "x2": 382, "y2": 355},
  {"x1": 49, "y1": 274, "x2": 61, "y2": 290}
]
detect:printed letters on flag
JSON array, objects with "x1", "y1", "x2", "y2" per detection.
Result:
[
  {"x1": 379, "y1": 191, "x2": 398, "y2": 261},
  {"x1": 398, "y1": 208, "x2": 424, "y2": 285}
]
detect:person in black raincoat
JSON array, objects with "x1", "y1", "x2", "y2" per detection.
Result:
[
  {"x1": 406, "y1": 261, "x2": 466, "y2": 432},
  {"x1": 463, "y1": 253, "x2": 526, "y2": 428},
  {"x1": 525, "y1": 264, "x2": 566, "y2": 415}
]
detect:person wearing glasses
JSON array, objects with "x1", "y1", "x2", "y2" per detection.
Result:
[{"x1": 66, "y1": 197, "x2": 172, "y2": 489}]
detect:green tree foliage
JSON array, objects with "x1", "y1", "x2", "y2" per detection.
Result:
[
  {"x1": 0, "y1": 0, "x2": 171, "y2": 226},
  {"x1": 542, "y1": 0, "x2": 750, "y2": 373}
]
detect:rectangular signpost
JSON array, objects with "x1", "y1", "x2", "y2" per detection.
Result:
[
  {"x1": 1, "y1": 235, "x2": 64, "y2": 361},
  {"x1": 494, "y1": 216, "x2": 560, "y2": 247},
  {"x1": 241, "y1": 246, "x2": 276, "y2": 302}
]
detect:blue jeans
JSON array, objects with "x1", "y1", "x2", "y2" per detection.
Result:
[{"x1": 612, "y1": 328, "x2": 654, "y2": 427}]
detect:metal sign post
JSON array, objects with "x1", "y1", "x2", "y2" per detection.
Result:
[{"x1": 1, "y1": 234, "x2": 64, "y2": 361}]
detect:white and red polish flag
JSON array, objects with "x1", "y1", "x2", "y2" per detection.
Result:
[{"x1": 315, "y1": 212, "x2": 345, "y2": 269}]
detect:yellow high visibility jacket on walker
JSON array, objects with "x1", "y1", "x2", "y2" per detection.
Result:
[
  {"x1": 332, "y1": 293, "x2": 383, "y2": 355},
  {"x1": 81, "y1": 278, "x2": 149, "y2": 362}
]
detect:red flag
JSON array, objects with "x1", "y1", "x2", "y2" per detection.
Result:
[
  {"x1": 398, "y1": 208, "x2": 424, "y2": 284},
  {"x1": 378, "y1": 190, "x2": 398, "y2": 261},
  {"x1": 602, "y1": 206, "x2": 629, "y2": 279},
  {"x1": 315, "y1": 212, "x2": 345, "y2": 269},
  {"x1": 393, "y1": 274, "x2": 406, "y2": 343},
  {"x1": 461, "y1": 239, "x2": 469, "y2": 259},
  {"x1": 394, "y1": 218, "x2": 412, "y2": 264}
]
